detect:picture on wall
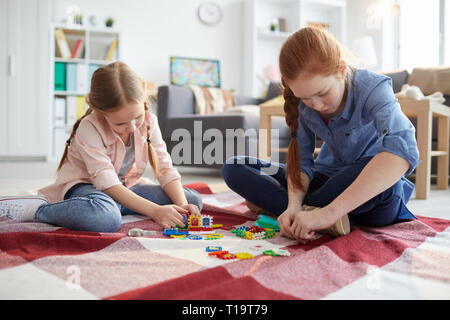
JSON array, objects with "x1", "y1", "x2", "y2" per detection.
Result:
[{"x1": 170, "y1": 56, "x2": 221, "y2": 88}]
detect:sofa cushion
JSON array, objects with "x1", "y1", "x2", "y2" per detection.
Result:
[
  {"x1": 383, "y1": 69, "x2": 409, "y2": 93},
  {"x1": 408, "y1": 67, "x2": 450, "y2": 95}
]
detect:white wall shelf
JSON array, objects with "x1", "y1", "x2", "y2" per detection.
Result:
[
  {"x1": 49, "y1": 24, "x2": 120, "y2": 161},
  {"x1": 243, "y1": 0, "x2": 347, "y2": 97}
]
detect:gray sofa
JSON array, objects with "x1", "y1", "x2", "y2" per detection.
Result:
[
  {"x1": 157, "y1": 83, "x2": 288, "y2": 168},
  {"x1": 157, "y1": 69, "x2": 449, "y2": 177}
]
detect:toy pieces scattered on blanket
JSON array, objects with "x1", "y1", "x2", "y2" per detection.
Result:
[
  {"x1": 231, "y1": 225, "x2": 276, "y2": 240},
  {"x1": 234, "y1": 252, "x2": 254, "y2": 260},
  {"x1": 128, "y1": 228, "x2": 157, "y2": 237},
  {"x1": 208, "y1": 250, "x2": 229, "y2": 256},
  {"x1": 163, "y1": 228, "x2": 189, "y2": 236},
  {"x1": 171, "y1": 234, "x2": 187, "y2": 239},
  {"x1": 205, "y1": 233, "x2": 224, "y2": 240},
  {"x1": 206, "y1": 246, "x2": 223, "y2": 252},
  {"x1": 178, "y1": 214, "x2": 215, "y2": 231},
  {"x1": 189, "y1": 214, "x2": 213, "y2": 228},
  {"x1": 206, "y1": 249, "x2": 254, "y2": 260},
  {"x1": 217, "y1": 252, "x2": 237, "y2": 260},
  {"x1": 186, "y1": 235, "x2": 203, "y2": 240},
  {"x1": 255, "y1": 214, "x2": 280, "y2": 231},
  {"x1": 263, "y1": 248, "x2": 291, "y2": 257}
]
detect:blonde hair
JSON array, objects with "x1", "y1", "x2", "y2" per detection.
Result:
[
  {"x1": 57, "y1": 61, "x2": 160, "y2": 176},
  {"x1": 279, "y1": 27, "x2": 347, "y2": 191}
]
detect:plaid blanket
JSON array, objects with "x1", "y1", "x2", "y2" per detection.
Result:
[{"x1": 1, "y1": 182, "x2": 449, "y2": 300}]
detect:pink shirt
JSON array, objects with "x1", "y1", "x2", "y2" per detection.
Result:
[{"x1": 39, "y1": 110, "x2": 181, "y2": 203}]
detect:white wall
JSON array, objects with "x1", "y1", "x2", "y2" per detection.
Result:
[
  {"x1": 346, "y1": 0, "x2": 397, "y2": 72},
  {"x1": 51, "y1": 0, "x2": 244, "y2": 93}
]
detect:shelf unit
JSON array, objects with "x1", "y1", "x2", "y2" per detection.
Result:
[
  {"x1": 243, "y1": 0, "x2": 346, "y2": 97},
  {"x1": 49, "y1": 24, "x2": 120, "y2": 161}
]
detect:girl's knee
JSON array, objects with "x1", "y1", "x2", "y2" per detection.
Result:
[
  {"x1": 88, "y1": 197, "x2": 122, "y2": 232},
  {"x1": 185, "y1": 189, "x2": 203, "y2": 211},
  {"x1": 221, "y1": 156, "x2": 246, "y2": 184}
]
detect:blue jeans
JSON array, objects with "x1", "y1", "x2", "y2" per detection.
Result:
[
  {"x1": 35, "y1": 183, "x2": 203, "y2": 232},
  {"x1": 221, "y1": 156, "x2": 416, "y2": 227}
]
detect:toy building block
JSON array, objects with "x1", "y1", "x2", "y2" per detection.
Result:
[
  {"x1": 255, "y1": 214, "x2": 280, "y2": 231},
  {"x1": 234, "y1": 252, "x2": 254, "y2": 260},
  {"x1": 186, "y1": 235, "x2": 202, "y2": 240},
  {"x1": 189, "y1": 216, "x2": 201, "y2": 228},
  {"x1": 217, "y1": 253, "x2": 237, "y2": 260},
  {"x1": 206, "y1": 246, "x2": 222, "y2": 252},
  {"x1": 206, "y1": 233, "x2": 224, "y2": 240},
  {"x1": 163, "y1": 229, "x2": 189, "y2": 236},
  {"x1": 208, "y1": 250, "x2": 229, "y2": 256}
]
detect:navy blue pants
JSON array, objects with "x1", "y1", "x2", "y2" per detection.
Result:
[{"x1": 221, "y1": 156, "x2": 416, "y2": 227}]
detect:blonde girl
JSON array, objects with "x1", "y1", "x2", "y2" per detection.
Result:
[
  {"x1": 0, "y1": 62, "x2": 202, "y2": 232},
  {"x1": 222, "y1": 27, "x2": 419, "y2": 240}
]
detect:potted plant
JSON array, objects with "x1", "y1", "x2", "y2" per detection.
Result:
[{"x1": 105, "y1": 17, "x2": 114, "y2": 28}]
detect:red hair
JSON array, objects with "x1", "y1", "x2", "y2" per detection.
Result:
[{"x1": 279, "y1": 27, "x2": 345, "y2": 191}]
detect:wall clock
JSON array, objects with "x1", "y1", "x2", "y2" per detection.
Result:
[{"x1": 198, "y1": 2, "x2": 223, "y2": 26}]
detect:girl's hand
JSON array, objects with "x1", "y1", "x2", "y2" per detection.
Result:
[
  {"x1": 291, "y1": 207, "x2": 336, "y2": 241},
  {"x1": 180, "y1": 203, "x2": 201, "y2": 217},
  {"x1": 277, "y1": 206, "x2": 302, "y2": 239},
  {"x1": 152, "y1": 204, "x2": 189, "y2": 229}
]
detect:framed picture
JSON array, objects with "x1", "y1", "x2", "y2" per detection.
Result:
[{"x1": 170, "y1": 56, "x2": 221, "y2": 88}]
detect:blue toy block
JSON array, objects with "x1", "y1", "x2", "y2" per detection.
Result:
[
  {"x1": 206, "y1": 246, "x2": 222, "y2": 252},
  {"x1": 163, "y1": 229, "x2": 189, "y2": 236}
]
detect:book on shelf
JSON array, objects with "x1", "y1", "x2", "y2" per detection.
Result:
[
  {"x1": 67, "y1": 95, "x2": 88, "y2": 126},
  {"x1": 71, "y1": 38, "x2": 84, "y2": 59},
  {"x1": 105, "y1": 39, "x2": 118, "y2": 61},
  {"x1": 77, "y1": 64, "x2": 88, "y2": 93},
  {"x1": 76, "y1": 96, "x2": 87, "y2": 119},
  {"x1": 55, "y1": 29, "x2": 71, "y2": 58},
  {"x1": 54, "y1": 97, "x2": 66, "y2": 126},
  {"x1": 66, "y1": 63, "x2": 77, "y2": 92},
  {"x1": 88, "y1": 64, "x2": 101, "y2": 90},
  {"x1": 66, "y1": 96, "x2": 77, "y2": 126},
  {"x1": 54, "y1": 62, "x2": 66, "y2": 91}
]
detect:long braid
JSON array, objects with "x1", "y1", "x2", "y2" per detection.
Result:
[
  {"x1": 282, "y1": 80, "x2": 305, "y2": 191},
  {"x1": 144, "y1": 101, "x2": 160, "y2": 177},
  {"x1": 56, "y1": 106, "x2": 94, "y2": 172}
]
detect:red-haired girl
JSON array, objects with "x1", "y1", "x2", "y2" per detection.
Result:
[{"x1": 222, "y1": 27, "x2": 419, "y2": 241}]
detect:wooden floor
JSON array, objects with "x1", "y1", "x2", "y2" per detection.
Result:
[{"x1": 0, "y1": 161, "x2": 449, "y2": 221}]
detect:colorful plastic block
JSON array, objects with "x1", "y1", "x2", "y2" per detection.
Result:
[
  {"x1": 208, "y1": 250, "x2": 229, "y2": 256},
  {"x1": 206, "y1": 246, "x2": 222, "y2": 252},
  {"x1": 255, "y1": 214, "x2": 280, "y2": 231},
  {"x1": 234, "y1": 252, "x2": 254, "y2": 260},
  {"x1": 186, "y1": 235, "x2": 203, "y2": 240},
  {"x1": 272, "y1": 248, "x2": 291, "y2": 256},
  {"x1": 206, "y1": 233, "x2": 223, "y2": 240},
  {"x1": 263, "y1": 249, "x2": 279, "y2": 256},
  {"x1": 263, "y1": 248, "x2": 290, "y2": 256},
  {"x1": 170, "y1": 235, "x2": 187, "y2": 239},
  {"x1": 217, "y1": 253, "x2": 237, "y2": 260},
  {"x1": 163, "y1": 229, "x2": 189, "y2": 236}
]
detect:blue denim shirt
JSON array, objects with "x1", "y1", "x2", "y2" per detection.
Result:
[{"x1": 297, "y1": 67, "x2": 420, "y2": 204}]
